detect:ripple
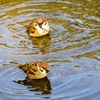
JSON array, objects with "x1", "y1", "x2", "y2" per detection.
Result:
[
  {"x1": 0, "y1": 0, "x2": 100, "y2": 99},
  {"x1": 0, "y1": 65, "x2": 52, "y2": 100},
  {"x1": 49, "y1": 68, "x2": 100, "y2": 99},
  {"x1": 1, "y1": 63, "x2": 100, "y2": 100}
]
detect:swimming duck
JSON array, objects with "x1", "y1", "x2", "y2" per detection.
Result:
[
  {"x1": 19, "y1": 61, "x2": 49, "y2": 79},
  {"x1": 27, "y1": 17, "x2": 50, "y2": 37}
]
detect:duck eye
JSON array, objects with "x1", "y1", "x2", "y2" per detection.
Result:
[
  {"x1": 40, "y1": 68, "x2": 44, "y2": 72},
  {"x1": 35, "y1": 23, "x2": 38, "y2": 27},
  {"x1": 44, "y1": 22, "x2": 47, "y2": 25}
]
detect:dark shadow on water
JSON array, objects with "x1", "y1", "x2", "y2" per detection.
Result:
[
  {"x1": 13, "y1": 77, "x2": 52, "y2": 95},
  {"x1": 30, "y1": 34, "x2": 51, "y2": 54}
]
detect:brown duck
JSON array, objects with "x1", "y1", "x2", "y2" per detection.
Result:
[
  {"x1": 15, "y1": 61, "x2": 49, "y2": 79},
  {"x1": 27, "y1": 17, "x2": 50, "y2": 37}
]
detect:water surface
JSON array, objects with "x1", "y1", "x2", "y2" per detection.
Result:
[{"x1": 0, "y1": 0, "x2": 100, "y2": 100}]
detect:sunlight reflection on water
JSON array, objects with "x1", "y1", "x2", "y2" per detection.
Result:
[{"x1": 0, "y1": 0, "x2": 100, "y2": 99}]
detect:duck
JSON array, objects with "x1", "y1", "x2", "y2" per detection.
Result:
[
  {"x1": 19, "y1": 61, "x2": 49, "y2": 79},
  {"x1": 27, "y1": 17, "x2": 50, "y2": 37}
]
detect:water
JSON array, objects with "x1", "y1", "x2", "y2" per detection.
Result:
[{"x1": 0, "y1": 0, "x2": 100, "y2": 100}]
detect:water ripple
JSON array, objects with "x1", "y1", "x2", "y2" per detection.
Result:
[{"x1": 0, "y1": 0, "x2": 100, "y2": 99}]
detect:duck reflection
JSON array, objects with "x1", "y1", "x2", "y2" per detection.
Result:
[
  {"x1": 14, "y1": 77, "x2": 52, "y2": 94},
  {"x1": 30, "y1": 34, "x2": 51, "y2": 54}
]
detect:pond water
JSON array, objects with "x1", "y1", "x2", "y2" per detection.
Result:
[{"x1": 0, "y1": 0, "x2": 100, "y2": 100}]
